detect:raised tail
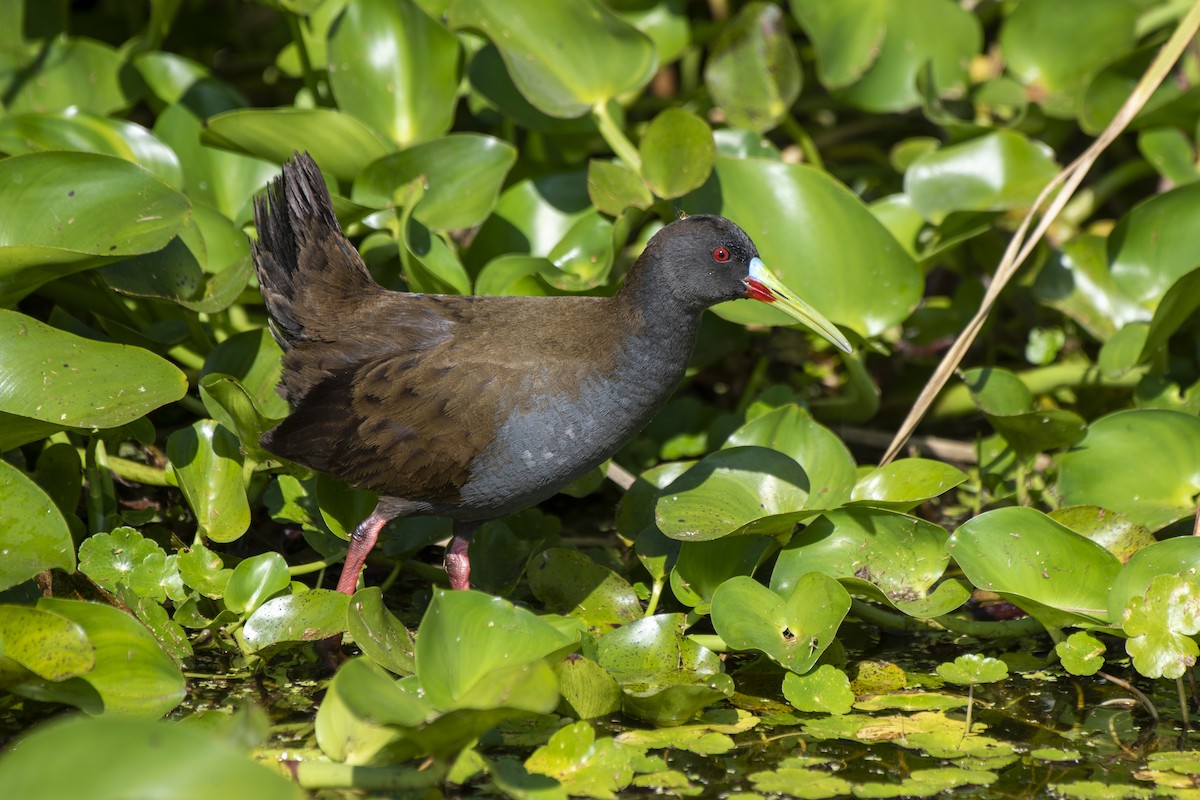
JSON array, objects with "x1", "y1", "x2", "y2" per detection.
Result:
[{"x1": 251, "y1": 152, "x2": 378, "y2": 350}]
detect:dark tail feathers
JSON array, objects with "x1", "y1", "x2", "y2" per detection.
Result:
[{"x1": 251, "y1": 152, "x2": 372, "y2": 349}]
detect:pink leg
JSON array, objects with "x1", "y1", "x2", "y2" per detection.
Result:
[
  {"x1": 336, "y1": 510, "x2": 390, "y2": 595},
  {"x1": 445, "y1": 522, "x2": 479, "y2": 590}
]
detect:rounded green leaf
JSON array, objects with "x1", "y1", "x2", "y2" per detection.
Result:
[
  {"x1": 346, "y1": 586, "x2": 416, "y2": 675},
  {"x1": 0, "y1": 310, "x2": 187, "y2": 439},
  {"x1": 1055, "y1": 631, "x2": 1105, "y2": 677},
  {"x1": 670, "y1": 536, "x2": 775, "y2": 609},
  {"x1": 596, "y1": 613, "x2": 721, "y2": 682},
  {"x1": 0, "y1": 110, "x2": 182, "y2": 187},
  {"x1": 473, "y1": 254, "x2": 556, "y2": 297},
  {"x1": 415, "y1": 589, "x2": 576, "y2": 710},
  {"x1": 782, "y1": 665, "x2": 854, "y2": 715},
  {"x1": 588, "y1": 159, "x2": 653, "y2": 216},
  {"x1": 0, "y1": 460, "x2": 74, "y2": 591},
  {"x1": 17, "y1": 598, "x2": 185, "y2": 717},
  {"x1": 448, "y1": 0, "x2": 657, "y2": 119},
  {"x1": 1033, "y1": 234, "x2": 1148, "y2": 342},
  {"x1": 0, "y1": 716, "x2": 304, "y2": 799},
  {"x1": 948, "y1": 506, "x2": 1122, "y2": 627},
  {"x1": 198, "y1": 373, "x2": 280, "y2": 463},
  {"x1": 711, "y1": 573, "x2": 850, "y2": 674},
  {"x1": 790, "y1": 0, "x2": 886, "y2": 89},
  {"x1": 203, "y1": 108, "x2": 394, "y2": 183},
  {"x1": 1109, "y1": 537, "x2": 1200, "y2": 621},
  {"x1": 527, "y1": 548, "x2": 641, "y2": 628},
  {"x1": 526, "y1": 721, "x2": 634, "y2": 793},
  {"x1": 656, "y1": 447, "x2": 814, "y2": 541},
  {"x1": 704, "y1": 2, "x2": 801, "y2": 133},
  {"x1": 1057, "y1": 409, "x2": 1200, "y2": 530},
  {"x1": 683, "y1": 156, "x2": 920, "y2": 335},
  {"x1": 1109, "y1": 181, "x2": 1200, "y2": 308},
  {"x1": 545, "y1": 210, "x2": 614, "y2": 290},
  {"x1": 850, "y1": 458, "x2": 967, "y2": 511},
  {"x1": 936, "y1": 654, "x2": 1008, "y2": 686},
  {"x1": 773, "y1": 508, "x2": 965, "y2": 619},
  {"x1": 0, "y1": 152, "x2": 191, "y2": 304},
  {"x1": 355, "y1": 134, "x2": 517, "y2": 230},
  {"x1": 223, "y1": 552, "x2": 290, "y2": 616},
  {"x1": 999, "y1": 0, "x2": 1138, "y2": 119},
  {"x1": 328, "y1": 0, "x2": 460, "y2": 147},
  {"x1": 1120, "y1": 574, "x2": 1200, "y2": 680},
  {"x1": 638, "y1": 108, "x2": 714, "y2": 200},
  {"x1": 465, "y1": 170, "x2": 590, "y2": 271},
  {"x1": 243, "y1": 590, "x2": 350, "y2": 651},
  {"x1": 1049, "y1": 506, "x2": 1154, "y2": 563},
  {"x1": 166, "y1": 420, "x2": 251, "y2": 544},
  {"x1": 552, "y1": 655, "x2": 622, "y2": 720},
  {"x1": 5, "y1": 38, "x2": 131, "y2": 116},
  {"x1": 0, "y1": 605, "x2": 93, "y2": 683},
  {"x1": 200, "y1": 329, "x2": 288, "y2": 419},
  {"x1": 905, "y1": 131, "x2": 1060, "y2": 223}
]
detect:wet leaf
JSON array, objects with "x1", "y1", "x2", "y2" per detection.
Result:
[
  {"x1": 347, "y1": 586, "x2": 416, "y2": 675},
  {"x1": 0, "y1": 605, "x2": 93, "y2": 684},
  {"x1": 936, "y1": 654, "x2": 1008, "y2": 685},
  {"x1": 1121, "y1": 575, "x2": 1200, "y2": 680},
  {"x1": 1056, "y1": 631, "x2": 1105, "y2": 676},
  {"x1": 552, "y1": 654, "x2": 622, "y2": 720},
  {"x1": 782, "y1": 665, "x2": 854, "y2": 715},
  {"x1": 166, "y1": 420, "x2": 251, "y2": 544},
  {"x1": 1109, "y1": 536, "x2": 1200, "y2": 622},
  {"x1": 527, "y1": 548, "x2": 641, "y2": 628},
  {"x1": 670, "y1": 536, "x2": 775, "y2": 610},
  {"x1": 223, "y1": 552, "x2": 290, "y2": 616},
  {"x1": 705, "y1": 3, "x2": 801, "y2": 132},
  {"x1": 0, "y1": 460, "x2": 74, "y2": 591},
  {"x1": 525, "y1": 721, "x2": 634, "y2": 799},
  {"x1": 638, "y1": 108, "x2": 713, "y2": 199},
  {"x1": 243, "y1": 590, "x2": 350, "y2": 650},
  {"x1": 850, "y1": 458, "x2": 967, "y2": 511}
]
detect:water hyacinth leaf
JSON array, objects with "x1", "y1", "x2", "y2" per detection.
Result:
[
  {"x1": 904, "y1": 131, "x2": 1059, "y2": 223},
  {"x1": 961, "y1": 366, "x2": 1033, "y2": 415},
  {"x1": 30, "y1": 442, "x2": 83, "y2": 523},
  {"x1": 223, "y1": 552, "x2": 291, "y2": 616},
  {"x1": 656, "y1": 446, "x2": 814, "y2": 541},
  {"x1": 525, "y1": 721, "x2": 634, "y2": 797},
  {"x1": 243, "y1": 590, "x2": 350, "y2": 651},
  {"x1": 772, "y1": 508, "x2": 966, "y2": 619},
  {"x1": 782, "y1": 665, "x2": 854, "y2": 715},
  {"x1": 198, "y1": 373, "x2": 280, "y2": 463},
  {"x1": 999, "y1": 0, "x2": 1138, "y2": 119},
  {"x1": 327, "y1": 0, "x2": 460, "y2": 148},
  {"x1": 1032, "y1": 234, "x2": 1149, "y2": 342},
  {"x1": 1121, "y1": 574, "x2": 1200, "y2": 680},
  {"x1": 416, "y1": 589, "x2": 577, "y2": 710},
  {"x1": 1138, "y1": 266, "x2": 1200, "y2": 360},
  {"x1": 797, "y1": 0, "x2": 980, "y2": 113},
  {"x1": 200, "y1": 329, "x2": 289, "y2": 419},
  {"x1": 704, "y1": 2, "x2": 801, "y2": 133},
  {"x1": 0, "y1": 716, "x2": 305, "y2": 799},
  {"x1": 0, "y1": 605, "x2": 93, "y2": 685},
  {"x1": 612, "y1": 0, "x2": 690, "y2": 64},
  {"x1": 988, "y1": 409, "x2": 1088, "y2": 456},
  {"x1": 1057, "y1": 409, "x2": 1200, "y2": 530},
  {"x1": 0, "y1": 460, "x2": 74, "y2": 591},
  {"x1": 638, "y1": 108, "x2": 714, "y2": 199},
  {"x1": 1109, "y1": 181, "x2": 1200, "y2": 308},
  {"x1": 948, "y1": 506, "x2": 1121, "y2": 627},
  {"x1": 464, "y1": 44, "x2": 600, "y2": 134},
  {"x1": 0, "y1": 310, "x2": 186, "y2": 446},
  {"x1": 355, "y1": 134, "x2": 517, "y2": 230},
  {"x1": 542, "y1": 209, "x2": 615, "y2": 291},
  {"x1": 203, "y1": 108, "x2": 394, "y2": 183},
  {"x1": 4, "y1": 38, "x2": 130, "y2": 115},
  {"x1": 849, "y1": 459, "x2": 967, "y2": 511},
  {"x1": 474, "y1": 254, "x2": 556, "y2": 297},
  {"x1": 670, "y1": 536, "x2": 775, "y2": 610},
  {"x1": 552, "y1": 654, "x2": 622, "y2": 719},
  {"x1": 588, "y1": 159, "x2": 654, "y2": 216},
  {"x1": 1049, "y1": 506, "x2": 1154, "y2": 563},
  {"x1": 1139, "y1": 127, "x2": 1199, "y2": 186},
  {"x1": 789, "y1": 0, "x2": 886, "y2": 89},
  {"x1": 316, "y1": 474, "x2": 378, "y2": 541},
  {"x1": 527, "y1": 548, "x2": 641, "y2": 628},
  {"x1": 166, "y1": 420, "x2": 251, "y2": 544},
  {"x1": 447, "y1": 0, "x2": 657, "y2": 119},
  {"x1": 315, "y1": 658, "x2": 425, "y2": 764},
  {"x1": 100, "y1": 203, "x2": 253, "y2": 314},
  {"x1": 0, "y1": 110, "x2": 183, "y2": 187},
  {"x1": 723, "y1": 404, "x2": 857, "y2": 508},
  {"x1": 0, "y1": 152, "x2": 190, "y2": 305},
  {"x1": 465, "y1": 171, "x2": 590, "y2": 271},
  {"x1": 711, "y1": 574, "x2": 850, "y2": 675},
  {"x1": 347, "y1": 586, "x2": 416, "y2": 675},
  {"x1": 133, "y1": 50, "x2": 248, "y2": 114},
  {"x1": 11, "y1": 598, "x2": 185, "y2": 716},
  {"x1": 683, "y1": 156, "x2": 920, "y2": 335},
  {"x1": 1108, "y1": 536, "x2": 1200, "y2": 621}
]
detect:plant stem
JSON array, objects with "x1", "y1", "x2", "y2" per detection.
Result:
[
  {"x1": 289, "y1": 760, "x2": 446, "y2": 791},
  {"x1": 781, "y1": 116, "x2": 824, "y2": 170},
  {"x1": 289, "y1": 558, "x2": 341, "y2": 577},
  {"x1": 688, "y1": 633, "x2": 728, "y2": 652},
  {"x1": 592, "y1": 101, "x2": 642, "y2": 173},
  {"x1": 286, "y1": 11, "x2": 322, "y2": 105},
  {"x1": 849, "y1": 599, "x2": 1046, "y2": 639},
  {"x1": 644, "y1": 577, "x2": 664, "y2": 617}
]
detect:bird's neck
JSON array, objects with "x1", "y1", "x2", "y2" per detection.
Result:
[{"x1": 609, "y1": 263, "x2": 706, "y2": 373}]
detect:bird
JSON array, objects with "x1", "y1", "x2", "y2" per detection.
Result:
[{"x1": 251, "y1": 152, "x2": 851, "y2": 595}]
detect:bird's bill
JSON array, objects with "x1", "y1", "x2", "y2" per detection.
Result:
[{"x1": 744, "y1": 258, "x2": 852, "y2": 353}]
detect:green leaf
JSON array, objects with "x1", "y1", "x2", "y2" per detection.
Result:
[
  {"x1": 465, "y1": 170, "x2": 590, "y2": 271},
  {"x1": 166, "y1": 420, "x2": 251, "y2": 544},
  {"x1": 527, "y1": 548, "x2": 641, "y2": 628},
  {"x1": 1033, "y1": 234, "x2": 1149, "y2": 342},
  {"x1": 782, "y1": 665, "x2": 854, "y2": 715},
  {"x1": 448, "y1": 0, "x2": 656, "y2": 119},
  {"x1": 0, "y1": 605, "x2": 93, "y2": 684},
  {"x1": 1138, "y1": 266, "x2": 1200, "y2": 360},
  {"x1": 223, "y1": 552, "x2": 290, "y2": 616},
  {"x1": 948, "y1": 506, "x2": 1122, "y2": 627},
  {"x1": 199, "y1": 373, "x2": 280, "y2": 463},
  {"x1": 0, "y1": 152, "x2": 191, "y2": 305},
  {"x1": 0, "y1": 460, "x2": 74, "y2": 591},
  {"x1": 704, "y1": 2, "x2": 801, "y2": 133},
  {"x1": 905, "y1": 131, "x2": 1060, "y2": 223},
  {"x1": 638, "y1": 108, "x2": 714, "y2": 199},
  {"x1": 0, "y1": 716, "x2": 304, "y2": 799},
  {"x1": 849, "y1": 459, "x2": 967, "y2": 511},
  {"x1": 710, "y1": 573, "x2": 850, "y2": 674},
  {"x1": 1121, "y1": 575, "x2": 1200, "y2": 680},
  {"x1": 12, "y1": 598, "x2": 185, "y2": 716},
  {"x1": 200, "y1": 329, "x2": 289, "y2": 420},
  {"x1": 683, "y1": 156, "x2": 920, "y2": 336},
  {"x1": 999, "y1": 0, "x2": 1138, "y2": 119},
  {"x1": 243, "y1": 590, "x2": 350, "y2": 650},
  {"x1": 203, "y1": 108, "x2": 394, "y2": 183},
  {"x1": 1109, "y1": 536, "x2": 1200, "y2": 621},
  {"x1": 525, "y1": 722, "x2": 634, "y2": 799},
  {"x1": 176, "y1": 543, "x2": 231, "y2": 599},
  {"x1": 0, "y1": 310, "x2": 186, "y2": 448},
  {"x1": 347, "y1": 586, "x2": 416, "y2": 675},
  {"x1": 670, "y1": 536, "x2": 774, "y2": 609},
  {"x1": 78, "y1": 527, "x2": 181, "y2": 601},
  {"x1": 1057, "y1": 409, "x2": 1200, "y2": 530},
  {"x1": 1109, "y1": 181, "x2": 1200, "y2": 308},
  {"x1": 544, "y1": 210, "x2": 614, "y2": 291},
  {"x1": 4, "y1": 38, "x2": 131, "y2": 116},
  {"x1": 327, "y1": 0, "x2": 460, "y2": 147},
  {"x1": 1055, "y1": 631, "x2": 1105, "y2": 676},
  {"x1": 587, "y1": 159, "x2": 653, "y2": 216},
  {"x1": 355, "y1": 134, "x2": 517, "y2": 230},
  {"x1": 789, "y1": 0, "x2": 886, "y2": 89},
  {"x1": 936, "y1": 654, "x2": 1008, "y2": 685},
  {"x1": 552, "y1": 655, "x2": 622, "y2": 720},
  {"x1": 415, "y1": 589, "x2": 575, "y2": 710}
]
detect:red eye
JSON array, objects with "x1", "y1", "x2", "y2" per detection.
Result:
[{"x1": 712, "y1": 247, "x2": 731, "y2": 263}]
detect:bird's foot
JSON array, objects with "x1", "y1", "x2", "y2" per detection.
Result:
[{"x1": 445, "y1": 533, "x2": 471, "y2": 590}]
